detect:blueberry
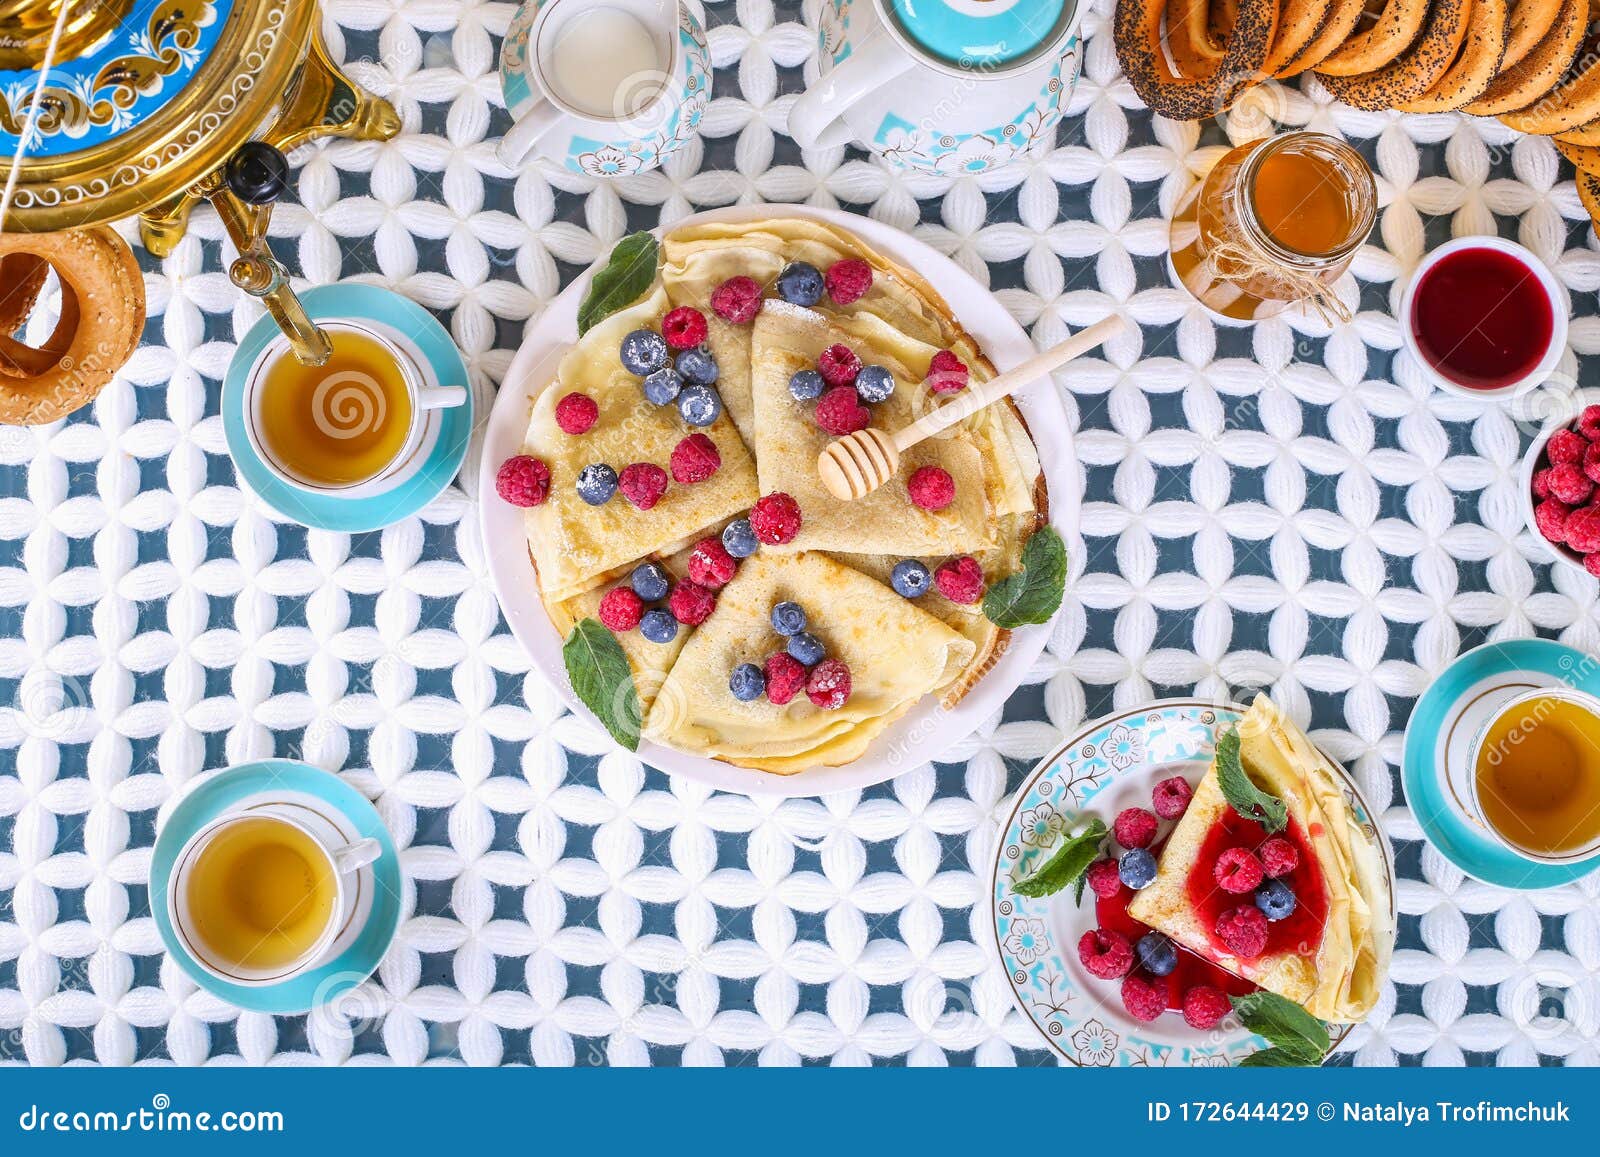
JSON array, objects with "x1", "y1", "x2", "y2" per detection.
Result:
[
  {"x1": 642, "y1": 367, "x2": 682, "y2": 406},
  {"x1": 890, "y1": 559, "x2": 931, "y2": 598},
  {"x1": 575, "y1": 463, "x2": 618, "y2": 506},
  {"x1": 788, "y1": 368, "x2": 825, "y2": 402},
  {"x1": 777, "y1": 261, "x2": 824, "y2": 306},
  {"x1": 854, "y1": 364, "x2": 895, "y2": 403},
  {"x1": 722, "y1": 519, "x2": 759, "y2": 559},
  {"x1": 786, "y1": 631, "x2": 825, "y2": 666},
  {"x1": 639, "y1": 608, "x2": 678, "y2": 644},
  {"x1": 631, "y1": 562, "x2": 670, "y2": 602},
  {"x1": 770, "y1": 601, "x2": 807, "y2": 636},
  {"x1": 1136, "y1": 932, "x2": 1178, "y2": 977},
  {"x1": 729, "y1": 662, "x2": 766, "y2": 702},
  {"x1": 1255, "y1": 878, "x2": 1297, "y2": 921},
  {"x1": 677, "y1": 384, "x2": 722, "y2": 427},
  {"x1": 620, "y1": 329, "x2": 668, "y2": 375},
  {"x1": 1118, "y1": 847, "x2": 1157, "y2": 890},
  {"x1": 675, "y1": 344, "x2": 719, "y2": 385}
]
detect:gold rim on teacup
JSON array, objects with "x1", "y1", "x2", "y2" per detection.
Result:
[
  {"x1": 242, "y1": 318, "x2": 465, "y2": 498},
  {"x1": 168, "y1": 804, "x2": 380, "y2": 986},
  {"x1": 1465, "y1": 686, "x2": 1600, "y2": 866}
]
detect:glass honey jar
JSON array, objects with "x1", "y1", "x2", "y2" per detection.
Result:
[{"x1": 1169, "y1": 132, "x2": 1377, "y2": 323}]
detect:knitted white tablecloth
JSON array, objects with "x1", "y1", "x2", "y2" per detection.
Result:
[{"x1": 1, "y1": 0, "x2": 1597, "y2": 1067}]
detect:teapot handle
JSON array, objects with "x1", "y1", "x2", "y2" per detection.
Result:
[{"x1": 790, "y1": 34, "x2": 914, "y2": 150}]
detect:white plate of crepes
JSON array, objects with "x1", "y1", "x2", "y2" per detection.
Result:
[
  {"x1": 991, "y1": 696, "x2": 1395, "y2": 1066},
  {"x1": 481, "y1": 205, "x2": 1084, "y2": 795}
]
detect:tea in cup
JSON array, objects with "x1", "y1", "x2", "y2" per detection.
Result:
[
  {"x1": 243, "y1": 319, "x2": 465, "y2": 497},
  {"x1": 169, "y1": 805, "x2": 380, "y2": 985},
  {"x1": 1469, "y1": 687, "x2": 1600, "y2": 864}
]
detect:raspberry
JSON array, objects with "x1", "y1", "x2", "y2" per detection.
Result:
[
  {"x1": 1533, "y1": 468, "x2": 1553, "y2": 500},
  {"x1": 1567, "y1": 504, "x2": 1600, "y2": 553},
  {"x1": 817, "y1": 343, "x2": 862, "y2": 387},
  {"x1": 661, "y1": 306, "x2": 708, "y2": 350},
  {"x1": 1213, "y1": 847, "x2": 1264, "y2": 894},
  {"x1": 1077, "y1": 928, "x2": 1134, "y2": 980},
  {"x1": 1581, "y1": 405, "x2": 1600, "y2": 441},
  {"x1": 1086, "y1": 858, "x2": 1124, "y2": 900},
  {"x1": 688, "y1": 537, "x2": 738, "y2": 589},
  {"x1": 1584, "y1": 443, "x2": 1600, "y2": 486},
  {"x1": 1215, "y1": 904, "x2": 1269, "y2": 958},
  {"x1": 670, "y1": 432, "x2": 721, "y2": 484},
  {"x1": 1548, "y1": 462, "x2": 1593, "y2": 505},
  {"x1": 598, "y1": 588, "x2": 644, "y2": 632},
  {"x1": 710, "y1": 276, "x2": 762, "y2": 324},
  {"x1": 749, "y1": 492, "x2": 803, "y2": 545},
  {"x1": 495, "y1": 455, "x2": 550, "y2": 507},
  {"x1": 1258, "y1": 836, "x2": 1299, "y2": 878},
  {"x1": 668, "y1": 581, "x2": 717, "y2": 626},
  {"x1": 1534, "y1": 498, "x2": 1572, "y2": 545},
  {"x1": 806, "y1": 658, "x2": 852, "y2": 709},
  {"x1": 618, "y1": 462, "x2": 669, "y2": 510},
  {"x1": 815, "y1": 386, "x2": 871, "y2": 435},
  {"x1": 934, "y1": 556, "x2": 984, "y2": 604},
  {"x1": 1547, "y1": 428, "x2": 1587, "y2": 465},
  {"x1": 554, "y1": 392, "x2": 599, "y2": 435},
  {"x1": 1181, "y1": 985, "x2": 1233, "y2": 1030},
  {"x1": 1151, "y1": 775, "x2": 1193, "y2": 819},
  {"x1": 765, "y1": 652, "x2": 808, "y2": 706},
  {"x1": 1113, "y1": 807, "x2": 1159, "y2": 849},
  {"x1": 907, "y1": 465, "x2": 956, "y2": 512},
  {"x1": 824, "y1": 258, "x2": 873, "y2": 305},
  {"x1": 1120, "y1": 974, "x2": 1167, "y2": 1022},
  {"x1": 927, "y1": 349, "x2": 969, "y2": 394},
  {"x1": 1587, "y1": 552, "x2": 1600, "y2": 578}
]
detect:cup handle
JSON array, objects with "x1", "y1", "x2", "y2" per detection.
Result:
[
  {"x1": 497, "y1": 96, "x2": 567, "y2": 169},
  {"x1": 789, "y1": 35, "x2": 914, "y2": 150},
  {"x1": 417, "y1": 384, "x2": 468, "y2": 410},
  {"x1": 333, "y1": 837, "x2": 381, "y2": 875}
]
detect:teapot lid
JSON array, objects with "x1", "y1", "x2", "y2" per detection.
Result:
[{"x1": 885, "y1": 0, "x2": 1073, "y2": 69}]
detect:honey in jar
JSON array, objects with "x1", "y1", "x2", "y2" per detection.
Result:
[{"x1": 1169, "y1": 133, "x2": 1377, "y2": 322}]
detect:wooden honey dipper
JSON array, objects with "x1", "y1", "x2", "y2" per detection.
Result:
[{"x1": 817, "y1": 314, "x2": 1128, "y2": 501}]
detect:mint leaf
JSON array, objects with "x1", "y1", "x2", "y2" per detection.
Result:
[
  {"x1": 1214, "y1": 726, "x2": 1287, "y2": 834},
  {"x1": 1231, "y1": 992, "x2": 1330, "y2": 1063},
  {"x1": 577, "y1": 232, "x2": 659, "y2": 335},
  {"x1": 1237, "y1": 1047, "x2": 1314, "y2": 1067},
  {"x1": 1011, "y1": 817, "x2": 1107, "y2": 899},
  {"x1": 562, "y1": 618, "x2": 641, "y2": 751},
  {"x1": 984, "y1": 527, "x2": 1067, "y2": 629}
]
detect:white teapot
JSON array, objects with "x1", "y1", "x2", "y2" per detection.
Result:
[{"x1": 790, "y1": 0, "x2": 1083, "y2": 175}]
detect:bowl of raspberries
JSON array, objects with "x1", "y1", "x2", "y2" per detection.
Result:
[{"x1": 1525, "y1": 401, "x2": 1600, "y2": 577}]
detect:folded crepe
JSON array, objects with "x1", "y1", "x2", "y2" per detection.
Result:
[
  {"x1": 521, "y1": 287, "x2": 759, "y2": 602},
  {"x1": 660, "y1": 218, "x2": 1041, "y2": 525},
  {"x1": 1127, "y1": 696, "x2": 1393, "y2": 1023},
  {"x1": 643, "y1": 551, "x2": 976, "y2": 774}
]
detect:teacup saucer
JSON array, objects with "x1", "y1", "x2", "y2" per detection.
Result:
[
  {"x1": 222, "y1": 284, "x2": 472, "y2": 533},
  {"x1": 151, "y1": 760, "x2": 403, "y2": 1014},
  {"x1": 1401, "y1": 638, "x2": 1600, "y2": 889}
]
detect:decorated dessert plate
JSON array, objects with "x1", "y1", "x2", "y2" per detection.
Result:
[
  {"x1": 481, "y1": 205, "x2": 1082, "y2": 797},
  {"x1": 1401, "y1": 637, "x2": 1600, "y2": 889},
  {"x1": 151, "y1": 760, "x2": 403, "y2": 1015},
  {"x1": 990, "y1": 699, "x2": 1395, "y2": 1066}
]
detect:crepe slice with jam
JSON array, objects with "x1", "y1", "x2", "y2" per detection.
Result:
[
  {"x1": 643, "y1": 551, "x2": 974, "y2": 774},
  {"x1": 521, "y1": 287, "x2": 759, "y2": 603},
  {"x1": 1127, "y1": 696, "x2": 1393, "y2": 1022}
]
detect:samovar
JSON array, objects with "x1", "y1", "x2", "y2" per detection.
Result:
[{"x1": 0, "y1": 0, "x2": 401, "y2": 364}]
